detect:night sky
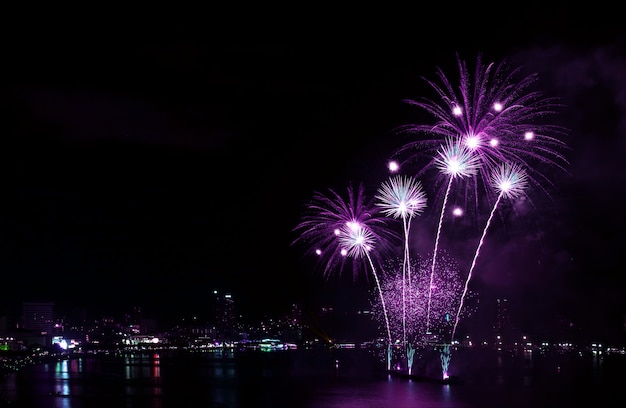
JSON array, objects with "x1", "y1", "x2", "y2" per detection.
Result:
[{"x1": 2, "y1": 8, "x2": 625, "y2": 340}]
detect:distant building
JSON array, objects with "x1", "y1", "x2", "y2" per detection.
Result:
[
  {"x1": 20, "y1": 302, "x2": 55, "y2": 336},
  {"x1": 124, "y1": 306, "x2": 144, "y2": 334},
  {"x1": 494, "y1": 297, "x2": 510, "y2": 334},
  {"x1": 14, "y1": 302, "x2": 56, "y2": 346},
  {"x1": 492, "y1": 297, "x2": 525, "y2": 344},
  {"x1": 0, "y1": 315, "x2": 6, "y2": 336},
  {"x1": 211, "y1": 290, "x2": 237, "y2": 341}
]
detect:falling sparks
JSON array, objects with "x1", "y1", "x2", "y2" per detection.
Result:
[{"x1": 371, "y1": 254, "x2": 472, "y2": 348}]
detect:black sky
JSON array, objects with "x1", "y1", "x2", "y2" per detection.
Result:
[{"x1": 2, "y1": 8, "x2": 625, "y2": 339}]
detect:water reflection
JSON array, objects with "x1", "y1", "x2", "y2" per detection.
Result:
[
  {"x1": 123, "y1": 351, "x2": 163, "y2": 404},
  {"x1": 0, "y1": 348, "x2": 623, "y2": 407}
]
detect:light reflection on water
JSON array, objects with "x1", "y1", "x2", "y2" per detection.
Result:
[
  {"x1": 0, "y1": 348, "x2": 624, "y2": 407},
  {"x1": 307, "y1": 377, "x2": 457, "y2": 408}
]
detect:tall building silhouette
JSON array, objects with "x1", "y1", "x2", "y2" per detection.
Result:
[
  {"x1": 211, "y1": 290, "x2": 237, "y2": 341},
  {"x1": 494, "y1": 297, "x2": 511, "y2": 335},
  {"x1": 21, "y1": 302, "x2": 55, "y2": 336}
]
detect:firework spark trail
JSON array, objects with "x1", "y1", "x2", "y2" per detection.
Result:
[
  {"x1": 451, "y1": 192, "x2": 501, "y2": 343},
  {"x1": 426, "y1": 140, "x2": 479, "y2": 334},
  {"x1": 293, "y1": 183, "x2": 401, "y2": 371},
  {"x1": 373, "y1": 253, "x2": 469, "y2": 375},
  {"x1": 450, "y1": 163, "x2": 527, "y2": 343},
  {"x1": 374, "y1": 260, "x2": 417, "y2": 343},
  {"x1": 367, "y1": 252, "x2": 393, "y2": 357},
  {"x1": 426, "y1": 176, "x2": 452, "y2": 334},
  {"x1": 402, "y1": 217, "x2": 410, "y2": 346},
  {"x1": 339, "y1": 223, "x2": 393, "y2": 370},
  {"x1": 376, "y1": 175, "x2": 426, "y2": 349}
]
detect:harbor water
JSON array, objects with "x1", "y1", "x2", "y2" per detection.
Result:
[{"x1": 1, "y1": 346, "x2": 624, "y2": 407}]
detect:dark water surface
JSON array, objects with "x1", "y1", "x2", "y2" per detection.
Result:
[{"x1": 1, "y1": 347, "x2": 624, "y2": 407}]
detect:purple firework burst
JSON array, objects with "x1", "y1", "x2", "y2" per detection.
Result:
[
  {"x1": 393, "y1": 53, "x2": 569, "y2": 217},
  {"x1": 291, "y1": 182, "x2": 400, "y2": 282}
]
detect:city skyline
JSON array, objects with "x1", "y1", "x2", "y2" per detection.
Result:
[
  {"x1": 1, "y1": 298, "x2": 619, "y2": 355},
  {"x1": 2, "y1": 9, "x2": 625, "y2": 345}
]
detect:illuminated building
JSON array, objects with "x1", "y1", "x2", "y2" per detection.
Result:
[
  {"x1": 211, "y1": 290, "x2": 237, "y2": 341},
  {"x1": 21, "y1": 302, "x2": 55, "y2": 336}
]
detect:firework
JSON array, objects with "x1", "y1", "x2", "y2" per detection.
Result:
[
  {"x1": 425, "y1": 139, "x2": 480, "y2": 333},
  {"x1": 375, "y1": 175, "x2": 428, "y2": 221},
  {"x1": 450, "y1": 162, "x2": 528, "y2": 343},
  {"x1": 294, "y1": 53, "x2": 568, "y2": 381},
  {"x1": 292, "y1": 182, "x2": 399, "y2": 370},
  {"x1": 433, "y1": 138, "x2": 481, "y2": 179},
  {"x1": 393, "y1": 53, "x2": 569, "y2": 216},
  {"x1": 375, "y1": 174, "x2": 427, "y2": 348},
  {"x1": 291, "y1": 182, "x2": 399, "y2": 281},
  {"x1": 372, "y1": 253, "x2": 470, "y2": 350}
]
